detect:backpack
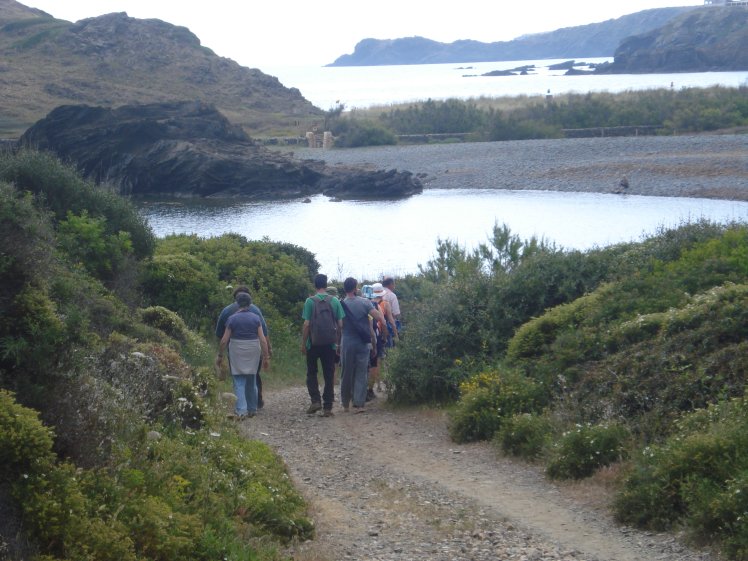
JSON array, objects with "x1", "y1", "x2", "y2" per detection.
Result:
[{"x1": 310, "y1": 295, "x2": 338, "y2": 346}]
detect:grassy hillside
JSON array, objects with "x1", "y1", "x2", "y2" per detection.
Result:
[{"x1": 0, "y1": 0, "x2": 323, "y2": 138}]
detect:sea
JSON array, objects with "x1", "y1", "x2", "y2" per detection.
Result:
[
  {"x1": 140, "y1": 59, "x2": 748, "y2": 279},
  {"x1": 263, "y1": 57, "x2": 748, "y2": 110}
]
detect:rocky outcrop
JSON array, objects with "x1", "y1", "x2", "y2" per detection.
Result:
[
  {"x1": 599, "y1": 6, "x2": 748, "y2": 73},
  {"x1": 19, "y1": 101, "x2": 422, "y2": 200},
  {"x1": 327, "y1": 7, "x2": 695, "y2": 66}
]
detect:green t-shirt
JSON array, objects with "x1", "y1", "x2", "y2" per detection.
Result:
[{"x1": 302, "y1": 293, "x2": 345, "y2": 349}]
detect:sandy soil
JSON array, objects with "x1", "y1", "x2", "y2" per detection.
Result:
[{"x1": 239, "y1": 384, "x2": 718, "y2": 561}]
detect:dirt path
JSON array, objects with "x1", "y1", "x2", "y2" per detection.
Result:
[{"x1": 240, "y1": 385, "x2": 717, "y2": 561}]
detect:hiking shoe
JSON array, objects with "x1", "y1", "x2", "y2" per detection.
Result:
[
  {"x1": 365, "y1": 388, "x2": 376, "y2": 402},
  {"x1": 306, "y1": 402, "x2": 322, "y2": 414},
  {"x1": 322, "y1": 409, "x2": 334, "y2": 417}
]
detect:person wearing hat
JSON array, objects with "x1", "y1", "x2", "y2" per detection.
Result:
[
  {"x1": 367, "y1": 283, "x2": 398, "y2": 400},
  {"x1": 216, "y1": 291, "x2": 270, "y2": 419}
]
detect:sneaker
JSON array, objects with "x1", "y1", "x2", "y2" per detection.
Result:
[
  {"x1": 322, "y1": 409, "x2": 334, "y2": 417},
  {"x1": 306, "y1": 402, "x2": 322, "y2": 414},
  {"x1": 247, "y1": 411, "x2": 256, "y2": 418}
]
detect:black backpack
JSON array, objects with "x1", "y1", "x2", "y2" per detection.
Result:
[{"x1": 310, "y1": 295, "x2": 338, "y2": 346}]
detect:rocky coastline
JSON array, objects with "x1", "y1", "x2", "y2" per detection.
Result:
[
  {"x1": 289, "y1": 133, "x2": 748, "y2": 202},
  {"x1": 17, "y1": 101, "x2": 423, "y2": 201}
]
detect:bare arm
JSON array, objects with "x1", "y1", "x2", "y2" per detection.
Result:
[
  {"x1": 301, "y1": 320, "x2": 310, "y2": 354},
  {"x1": 216, "y1": 326, "x2": 232, "y2": 374},
  {"x1": 258, "y1": 326, "x2": 270, "y2": 370},
  {"x1": 383, "y1": 302, "x2": 399, "y2": 341},
  {"x1": 370, "y1": 307, "x2": 386, "y2": 326}
]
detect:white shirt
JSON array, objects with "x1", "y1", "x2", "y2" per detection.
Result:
[{"x1": 382, "y1": 288, "x2": 400, "y2": 317}]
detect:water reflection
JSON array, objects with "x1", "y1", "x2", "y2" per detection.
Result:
[{"x1": 139, "y1": 189, "x2": 748, "y2": 279}]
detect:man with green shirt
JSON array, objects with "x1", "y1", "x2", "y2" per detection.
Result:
[{"x1": 301, "y1": 273, "x2": 344, "y2": 416}]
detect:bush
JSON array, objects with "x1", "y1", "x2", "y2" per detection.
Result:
[
  {"x1": 546, "y1": 422, "x2": 629, "y2": 480},
  {"x1": 0, "y1": 150, "x2": 154, "y2": 259},
  {"x1": 387, "y1": 273, "x2": 494, "y2": 404},
  {"x1": 495, "y1": 413, "x2": 553, "y2": 460},
  {"x1": 330, "y1": 118, "x2": 396, "y2": 147},
  {"x1": 614, "y1": 396, "x2": 748, "y2": 537},
  {"x1": 448, "y1": 368, "x2": 546, "y2": 443}
]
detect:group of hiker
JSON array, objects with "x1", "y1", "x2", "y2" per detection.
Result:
[{"x1": 215, "y1": 274, "x2": 401, "y2": 419}]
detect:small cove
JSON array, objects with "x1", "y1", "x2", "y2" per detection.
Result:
[{"x1": 139, "y1": 188, "x2": 748, "y2": 280}]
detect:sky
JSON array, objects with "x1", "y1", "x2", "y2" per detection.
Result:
[{"x1": 21, "y1": 1, "x2": 704, "y2": 69}]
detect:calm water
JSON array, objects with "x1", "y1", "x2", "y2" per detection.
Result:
[
  {"x1": 140, "y1": 190, "x2": 748, "y2": 280},
  {"x1": 141, "y1": 61, "x2": 748, "y2": 279},
  {"x1": 264, "y1": 58, "x2": 748, "y2": 110}
]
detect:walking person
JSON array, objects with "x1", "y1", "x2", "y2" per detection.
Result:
[
  {"x1": 382, "y1": 277, "x2": 402, "y2": 335},
  {"x1": 366, "y1": 282, "x2": 398, "y2": 400},
  {"x1": 216, "y1": 286, "x2": 271, "y2": 408},
  {"x1": 216, "y1": 292, "x2": 270, "y2": 419},
  {"x1": 301, "y1": 274, "x2": 344, "y2": 417},
  {"x1": 339, "y1": 277, "x2": 387, "y2": 413}
]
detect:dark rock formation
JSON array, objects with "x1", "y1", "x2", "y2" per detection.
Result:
[
  {"x1": 19, "y1": 101, "x2": 422, "y2": 200},
  {"x1": 327, "y1": 7, "x2": 695, "y2": 66},
  {"x1": 599, "y1": 6, "x2": 748, "y2": 73}
]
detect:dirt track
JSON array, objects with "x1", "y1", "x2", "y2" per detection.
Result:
[{"x1": 240, "y1": 385, "x2": 717, "y2": 561}]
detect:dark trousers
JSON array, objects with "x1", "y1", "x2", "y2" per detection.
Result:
[
  {"x1": 255, "y1": 361, "x2": 263, "y2": 405},
  {"x1": 306, "y1": 344, "x2": 336, "y2": 410}
]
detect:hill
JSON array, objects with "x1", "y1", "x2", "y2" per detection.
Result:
[
  {"x1": 601, "y1": 5, "x2": 748, "y2": 73},
  {"x1": 327, "y1": 7, "x2": 695, "y2": 66},
  {"x1": 0, "y1": 0, "x2": 322, "y2": 137}
]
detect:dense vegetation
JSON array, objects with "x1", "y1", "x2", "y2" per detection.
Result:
[
  {"x1": 0, "y1": 150, "x2": 317, "y2": 561},
  {"x1": 385, "y1": 218, "x2": 748, "y2": 558},
  {"x1": 327, "y1": 86, "x2": 748, "y2": 145},
  {"x1": 5, "y1": 140, "x2": 748, "y2": 558}
]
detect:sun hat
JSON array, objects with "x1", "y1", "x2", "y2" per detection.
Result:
[
  {"x1": 325, "y1": 286, "x2": 338, "y2": 296},
  {"x1": 371, "y1": 282, "x2": 386, "y2": 298}
]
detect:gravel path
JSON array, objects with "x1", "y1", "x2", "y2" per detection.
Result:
[
  {"x1": 291, "y1": 135, "x2": 748, "y2": 200},
  {"x1": 239, "y1": 385, "x2": 718, "y2": 561}
]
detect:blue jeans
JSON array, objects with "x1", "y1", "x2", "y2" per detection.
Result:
[{"x1": 232, "y1": 374, "x2": 258, "y2": 415}]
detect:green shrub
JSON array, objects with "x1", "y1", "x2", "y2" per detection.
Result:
[
  {"x1": 57, "y1": 209, "x2": 134, "y2": 280},
  {"x1": 387, "y1": 274, "x2": 493, "y2": 404},
  {"x1": 0, "y1": 390, "x2": 56, "y2": 481},
  {"x1": 140, "y1": 253, "x2": 219, "y2": 329},
  {"x1": 614, "y1": 396, "x2": 748, "y2": 538},
  {"x1": 687, "y1": 470, "x2": 748, "y2": 560},
  {"x1": 546, "y1": 422, "x2": 629, "y2": 480},
  {"x1": 495, "y1": 413, "x2": 553, "y2": 460},
  {"x1": 331, "y1": 118, "x2": 396, "y2": 147},
  {"x1": 448, "y1": 368, "x2": 546, "y2": 443}
]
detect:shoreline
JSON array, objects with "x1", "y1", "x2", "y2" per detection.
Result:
[{"x1": 290, "y1": 134, "x2": 748, "y2": 202}]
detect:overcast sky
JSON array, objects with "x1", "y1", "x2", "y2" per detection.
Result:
[{"x1": 22, "y1": 1, "x2": 704, "y2": 68}]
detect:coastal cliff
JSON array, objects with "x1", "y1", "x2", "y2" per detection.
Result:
[
  {"x1": 327, "y1": 7, "x2": 694, "y2": 66},
  {"x1": 600, "y1": 6, "x2": 748, "y2": 73}
]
